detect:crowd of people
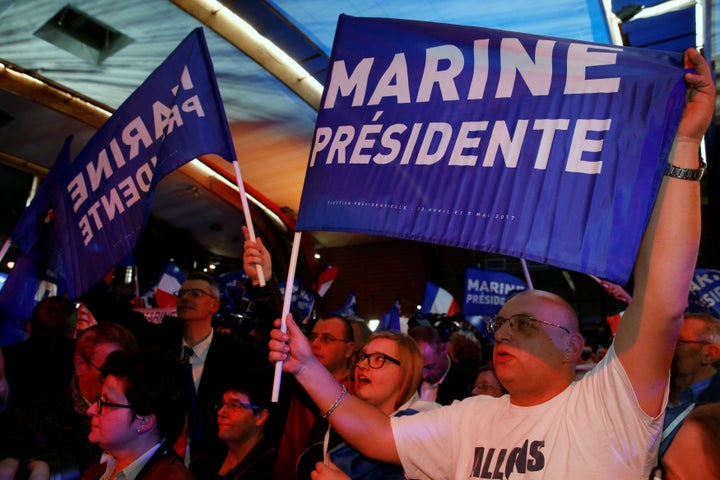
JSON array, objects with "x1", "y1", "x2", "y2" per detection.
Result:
[{"x1": 0, "y1": 46, "x2": 715, "y2": 480}]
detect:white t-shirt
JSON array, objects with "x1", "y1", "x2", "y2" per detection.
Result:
[{"x1": 391, "y1": 344, "x2": 666, "y2": 479}]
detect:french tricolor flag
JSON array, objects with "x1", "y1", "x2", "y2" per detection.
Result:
[
  {"x1": 154, "y1": 261, "x2": 185, "y2": 308},
  {"x1": 315, "y1": 265, "x2": 339, "y2": 298},
  {"x1": 422, "y1": 281, "x2": 461, "y2": 315}
]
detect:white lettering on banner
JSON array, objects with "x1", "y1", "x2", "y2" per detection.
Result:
[
  {"x1": 67, "y1": 65, "x2": 208, "y2": 246},
  {"x1": 308, "y1": 118, "x2": 610, "y2": 172},
  {"x1": 313, "y1": 37, "x2": 622, "y2": 172},
  {"x1": 465, "y1": 293, "x2": 505, "y2": 305},
  {"x1": 467, "y1": 279, "x2": 523, "y2": 295},
  {"x1": 701, "y1": 287, "x2": 720, "y2": 307},
  {"x1": 323, "y1": 38, "x2": 621, "y2": 108},
  {"x1": 691, "y1": 272, "x2": 720, "y2": 291},
  {"x1": 77, "y1": 157, "x2": 157, "y2": 246}
]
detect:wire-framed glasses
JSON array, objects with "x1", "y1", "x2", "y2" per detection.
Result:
[
  {"x1": 488, "y1": 313, "x2": 571, "y2": 336},
  {"x1": 354, "y1": 351, "x2": 401, "y2": 369}
]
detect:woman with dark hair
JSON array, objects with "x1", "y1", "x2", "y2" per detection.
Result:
[
  {"x1": 311, "y1": 331, "x2": 438, "y2": 480},
  {"x1": 81, "y1": 349, "x2": 193, "y2": 480}
]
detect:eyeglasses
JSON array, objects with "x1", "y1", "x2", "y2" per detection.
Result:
[
  {"x1": 308, "y1": 333, "x2": 351, "y2": 344},
  {"x1": 81, "y1": 355, "x2": 102, "y2": 372},
  {"x1": 174, "y1": 289, "x2": 216, "y2": 299},
  {"x1": 215, "y1": 401, "x2": 259, "y2": 413},
  {"x1": 354, "y1": 351, "x2": 401, "y2": 369},
  {"x1": 488, "y1": 313, "x2": 572, "y2": 336},
  {"x1": 95, "y1": 393, "x2": 133, "y2": 415},
  {"x1": 676, "y1": 339, "x2": 713, "y2": 346}
]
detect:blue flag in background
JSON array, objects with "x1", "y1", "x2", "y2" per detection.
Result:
[
  {"x1": 0, "y1": 138, "x2": 72, "y2": 325},
  {"x1": 279, "y1": 280, "x2": 315, "y2": 320},
  {"x1": 11, "y1": 136, "x2": 72, "y2": 267},
  {"x1": 53, "y1": 28, "x2": 237, "y2": 298},
  {"x1": 688, "y1": 269, "x2": 720, "y2": 317},
  {"x1": 333, "y1": 290, "x2": 358, "y2": 318},
  {"x1": 463, "y1": 268, "x2": 527, "y2": 316},
  {"x1": 296, "y1": 15, "x2": 689, "y2": 284},
  {"x1": 376, "y1": 298, "x2": 401, "y2": 333}
]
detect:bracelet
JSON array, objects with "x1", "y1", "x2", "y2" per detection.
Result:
[{"x1": 321, "y1": 384, "x2": 347, "y2": 419}]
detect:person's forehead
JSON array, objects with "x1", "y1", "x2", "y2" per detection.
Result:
[
  {"x1": 223, "y1": 390, "x2": 250, "y2": 403},
  {"x1": 364, "y1": 337, "x2": 398, "y2": 356},
  {"x1": 681, "y1": 317, "x2": 704, "y2": 335},
  {"x1": 102, "y1": 375, "x2": 127, "y2": 400},
  {"x1": 181, "y1": 279, "x2": 212, "y2": 291},
  {"x1": 313, "y1": 318, "x2": 346, "y2": 336}
]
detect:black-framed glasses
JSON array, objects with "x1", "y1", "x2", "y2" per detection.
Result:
[
  {"x1": 354, "y1": 351, "x2": 401, "y2": 369},
  {"x1": 308, "y1": 333, "x2": 351, "y2": 344},
  {"x1": 95, "y1": 393, "x2": 133, "y2": 415},
  {"x1": 488, "y1": 313, "x2": 572, "y2": 336},
  {"x1": 174, "y1": 289, "x2": 216, "y2": 299},
  {"x1": 215, "y1": 401, "x2": 259, "y2": 413},
  {"x1": 81, "y1": 355, "x2": 102, "y2": 372}
]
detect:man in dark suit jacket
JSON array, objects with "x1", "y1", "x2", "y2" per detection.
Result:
[{"x1": 409, "y1": 325, "x2": 474, "y2": 405}]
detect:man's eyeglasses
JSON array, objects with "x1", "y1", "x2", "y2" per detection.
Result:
[
  {"x1": 215, "y1": 401, "x2": 259, "y2": 413},
  {"x1": 354, "y1": 351, "x2": 401, "y2": 369},
  {"x1": 308, "y1": 333, "x2": 351, "y2": 344},
  {"x1": 174, "y1": 289, "x2": 216, "y2": 299},
  {"x1": 94, "y1": 393, "x2": 133, "y2": 415},
  {"x1": 488, "y1": 313, "x2": 572, "y2": 336},
  {"x1": 676, "y1": 339, "x2": 713, "y2": 346}
]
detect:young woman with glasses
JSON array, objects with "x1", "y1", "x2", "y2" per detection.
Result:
[{"x1": 310, "y1": 331, "x2": 439, "y2": 480}]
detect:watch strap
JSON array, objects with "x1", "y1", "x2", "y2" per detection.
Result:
[{"x1": 664, "y1": 157, "x2": 706, "y2": 181}]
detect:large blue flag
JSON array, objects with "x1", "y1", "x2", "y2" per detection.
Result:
[
  {"x1": 296, "y1": 15, "x2": 689, "y2": 283},
  {"x1": 0, "y1": 138, "x2": 72, "y2": 325},
  {"x1": 463, "y1": 268, "x2": 527, "y2": 316},
  {"x1": 53, "y1": 28, "x2": 237, "y2": 298}
]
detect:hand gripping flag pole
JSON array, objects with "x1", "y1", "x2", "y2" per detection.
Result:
[{"x1": 272, "y1": 231, "x2": 302, "y2": 402}]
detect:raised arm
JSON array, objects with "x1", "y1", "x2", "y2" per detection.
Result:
[
  {"x1": 615, "y1": 48, "x2": 715, "y2": 416},
  {"x1": 269, "y1": 314, "x2": 401, "y2": 464}
]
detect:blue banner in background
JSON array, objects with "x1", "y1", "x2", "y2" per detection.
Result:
[
  {"x1": 688, "y1": 269, "x2": 720, "y2": 317},
  {"x1": 463, "y1": 268, "x2": 527, "y2": 316},
  {"x1": 296, "y1": 15, "x2": 687, "y2": 283}
]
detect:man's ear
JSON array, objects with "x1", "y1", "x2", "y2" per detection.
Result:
[
  {"x1": 702, "y1": 343, "x2": 720, "y2": 365},
  {"x1": 344, "y1": 341, "x2": 355, "y2": 359},
  {"x1": 255, "y1": 408, "x2": 269, "y2": 427},
  {"x1": 565, "y1": 333, "x2": 585, "y2": 362},
  {"x1": 135, "y1": 413, "x2": 157, "y2": 433},
  {"x1": 74, "y1": 354, "x2": 86, "y2": 376}
]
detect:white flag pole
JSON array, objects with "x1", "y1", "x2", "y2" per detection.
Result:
[
  {"x1": 0, "y1": 239, "x2": 11, "y2": 266},
  {"x1": 231, "y1": 160, "x2": 266, "y2": 287},
  {"x1": 272, "y1": 230, "x2": 302, "y2": 402},
  {"x1": 520, "y1": 258, "x2": 534, "y2": 290}
]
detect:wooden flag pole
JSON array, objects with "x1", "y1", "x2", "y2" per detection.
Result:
[{"x1": 272, "y1": 230, "x2": 302, "y2": 402}]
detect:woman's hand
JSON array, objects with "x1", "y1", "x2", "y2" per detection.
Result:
[{"x1": 310, "y1": 456, "x2": 350, "y2": 480}]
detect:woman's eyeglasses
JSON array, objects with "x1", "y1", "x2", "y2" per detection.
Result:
[
  {"x1": 353, "y1": 351, "x2": 401, "y2": 369},
  {"x1": 94, "y1": 393, "x2": 133, "y2": 415}
]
